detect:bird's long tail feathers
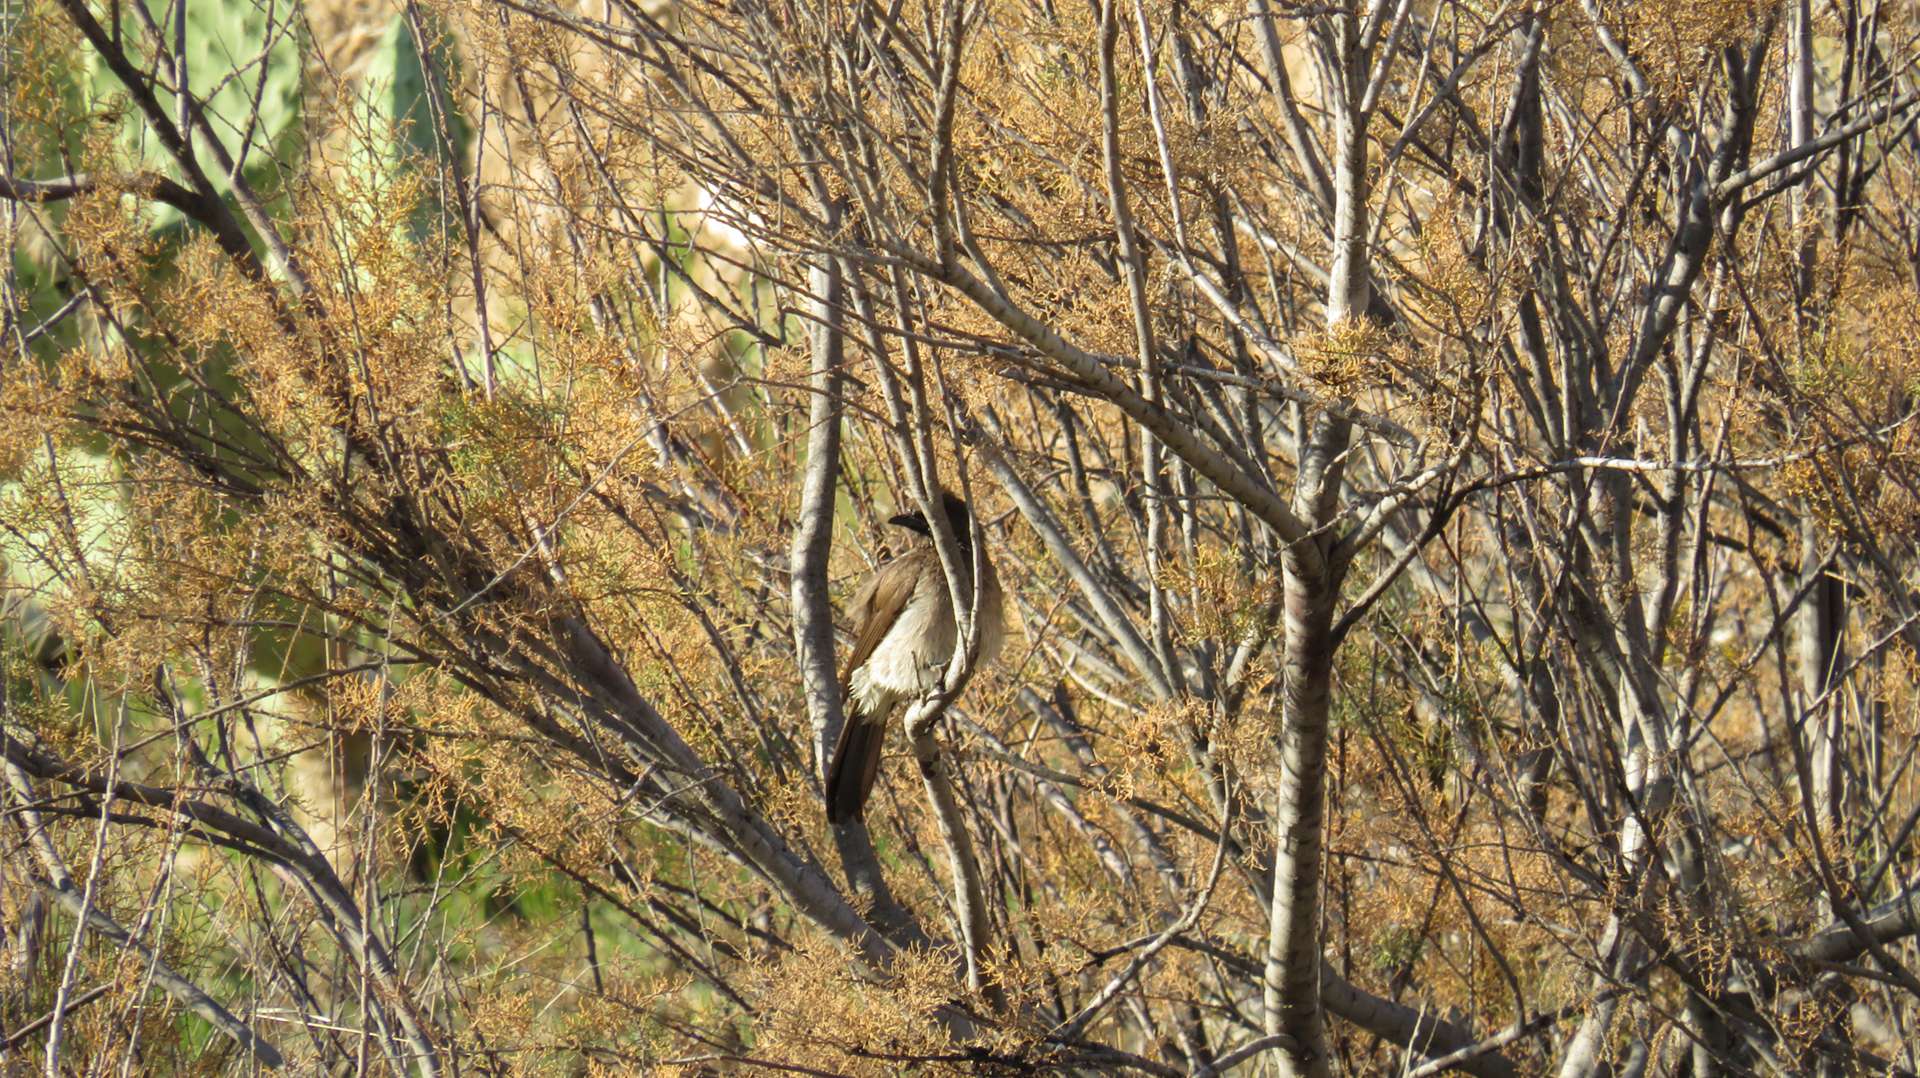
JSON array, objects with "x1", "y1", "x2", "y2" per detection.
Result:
[{"x1": 825, "y1": 700, "x2": 889, "y2": 824}]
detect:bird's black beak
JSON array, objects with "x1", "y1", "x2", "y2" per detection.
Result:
[{"x1": 887, "y1": 511, "x2": 930, "y2": 534}]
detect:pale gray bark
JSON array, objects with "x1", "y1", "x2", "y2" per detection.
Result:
[
  {"x1": 792, "y1": 244, "x2": 848, "y2": 784},
  {"x1": 1259, "y1": 9, "x2": 1375, "y2": 1074}
]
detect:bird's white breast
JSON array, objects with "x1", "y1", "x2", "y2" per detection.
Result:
[{"x1": 848, "y1": 558, "x2": 1004, "y2": 714}]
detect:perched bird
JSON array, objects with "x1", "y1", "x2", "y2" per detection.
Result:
[{"x1": 824, "y1": 492, "x2": 1005, "y2": 824}]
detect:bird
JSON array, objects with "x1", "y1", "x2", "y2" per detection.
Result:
[{"x1": 824, "y1": 491, "x2": 1005, "y2": 824}]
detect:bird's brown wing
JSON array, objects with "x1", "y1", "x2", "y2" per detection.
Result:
[{"x1": 838, "y1": 549, "x2": 929, "y2": 685}]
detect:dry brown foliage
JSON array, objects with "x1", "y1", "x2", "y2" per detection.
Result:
[{"x1": 6, "y1": 0, "x2": 1920, "y2": 1075}]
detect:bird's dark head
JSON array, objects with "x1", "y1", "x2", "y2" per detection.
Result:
[{"x1": 888, "y1": 491, "x2": 974, "y2": 552}]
